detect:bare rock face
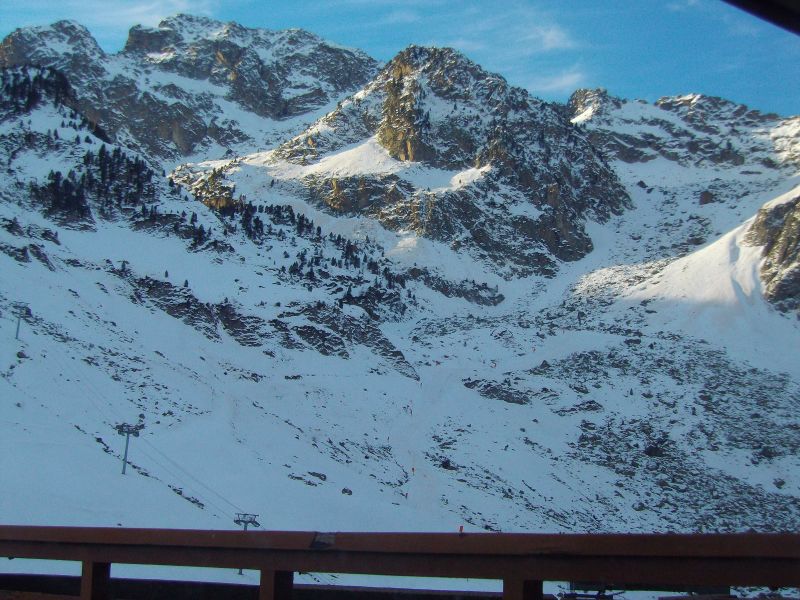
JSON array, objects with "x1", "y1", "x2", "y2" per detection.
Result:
[
  {"x1": 0, "y1": 15, "x2": 378, "y2": 159},
  {"x1": 745, "y1": 191, "x2": 800, "y2": 313},
  {"x1": 274, "y1": 46, "x2": 630, "y2": 277},
  {"x1": 377, "y1": 59, "x2": 438, "y2": 164}
]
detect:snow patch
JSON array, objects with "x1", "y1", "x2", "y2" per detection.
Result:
[{"x1": 264, "y1": 137, "x2": 491, "y2": 193}]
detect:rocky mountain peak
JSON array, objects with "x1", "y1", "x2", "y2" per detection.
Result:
[
  {"x1": 264, "y1": 44, "x2": 630, "y2": 277},
  {"x1": 0, "y1": 20, "x2": 105, "y2": 75},
  {"x1": 120, "y1": 15, "x2": 378, "y2": 120},
  {"x1": 387, "y1": 45, "x2": 482, "y2": 82},
  {"x1": 158, "y1": 13, "x2": 233, "y2": 35},
  {"x1": 386, "y1": 44, "x2": 512, "y2": 107},
  {"x1": 0, "y1": 15, "x2": 379, "y2": 160},
  {"x1": 568, "y1": 88, "x2": 622, "y2": 124},
  {"x1": 571, "y1": 85, "x2": 799, "y2": 170},
  {"x1": 372, "y1": 45, "x2": 519, "y2": 166},
  {"x1": 123, "y1": 21, "x2": 182, "y2": 54},
  {"x1": 124, "y1": 14, "x2": 312, "y2": 54}
]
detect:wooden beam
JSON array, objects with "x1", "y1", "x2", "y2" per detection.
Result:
[
  {"x1": 0, "y1": 528, "x2": 796, "y2": 591},
  {"x1": 1, "y1": 528, "x2": 798, "y2": 559},
  {"x1": 79, "y1": 561, "x2": 109, "y2": 600},
  {"x1": 503, "y1": 578, "x2": 543, "y2": 600},
  {"x1": 1, "y1": 528, "x2": 799, "y2": 561},
  {"x1": 259, "y1": 569, "x2": 293, "y2": 600}
]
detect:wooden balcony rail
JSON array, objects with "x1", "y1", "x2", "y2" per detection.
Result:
[{"x1": 0, "y1": 527, "x2": 797, "y2": 600}]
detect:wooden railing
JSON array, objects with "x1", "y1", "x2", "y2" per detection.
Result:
[{"x1": 0, "y1": 527, "x2": 797, "y2": 600}]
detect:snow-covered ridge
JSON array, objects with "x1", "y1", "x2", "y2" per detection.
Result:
[
  {"x1": 0, "y1": 15, "x2": 379, "y2": 162},
  {"x1": 570, "y1": 87, "x2": 799, "y2": 171},
  {"x1": 128, "y1": 13, "x2": 371, "y2": 67}
]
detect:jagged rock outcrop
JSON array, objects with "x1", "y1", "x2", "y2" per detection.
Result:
[
  {"x1": 567, "y1": 88, "x2": 622, "y2": 123},
  {"x1": 745, "y1": 190, "x2": 800, "y2": 313},
  {"x1": 0, "y1": 15, "x2": 378, "y2": 159}
]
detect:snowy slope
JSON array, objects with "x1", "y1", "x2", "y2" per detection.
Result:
[
  {"x1": 1, "y1": 19, "x2": 799, "y2": 595},
  {"x1": 622, "y1": 186, "x2": 800, "y2": 375}
]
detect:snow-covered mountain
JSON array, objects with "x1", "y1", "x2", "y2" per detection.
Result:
[
  {"x1": 0, "y1": 15, "x2": 377, "y2": 162},
  {"x1": 255, "y1": 46, "x2": 630, "y2": 278},
  {"x1": 2, "y1": 16, "x2": 800, "y2": 580}
]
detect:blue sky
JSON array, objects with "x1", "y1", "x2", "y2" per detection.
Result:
[{"x1": 1, "y1": 0, "x2": 798, "y2": 116}]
